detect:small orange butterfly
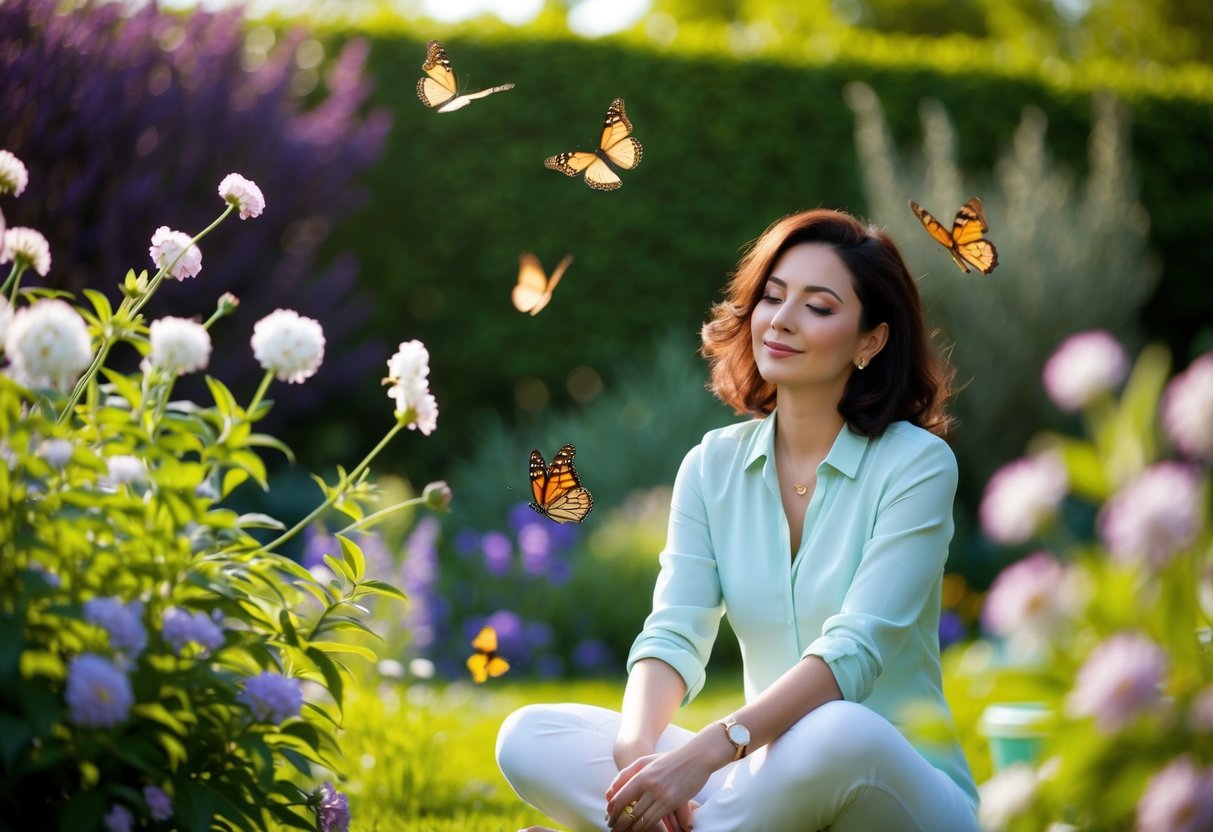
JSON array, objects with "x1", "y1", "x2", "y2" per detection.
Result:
[
  {"x1": 512, "y1": 252, "x2": 573, "y2": 316},
  {"x1": 529, "y1": 444, "x2": 594, "y2": 525},
  {"x1": 545, "y1": 98, "x2": 643, "y2": 191},
  {"x1": 416, "y1": 40, "x2": 514, "y2": 113},
  {"x1": 908, "y1": 197, "x2": 999, "y2": 275},
  {"x1": 467, "y1": 626, "x2": 510, "y2": 684}
]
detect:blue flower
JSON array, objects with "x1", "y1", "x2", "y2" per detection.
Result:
[
  {"x1": 316, "y1": 781, "x2": 350, "y2": 832},
  {"x1": 238, "y1": 672, "x2": 303, "y2": 724},
  {"x1": 83, "y1": 597, "x2": 147, "y2": 658},
  {"x1": 481, "y1": 531, "x2": 512, "y2": 577},
  {"x1": 162, "y1": 608, "x2": 224, "y2": 657},
  {"x1": 66, "y1": 653, "x2": 133, "y2": 728}
]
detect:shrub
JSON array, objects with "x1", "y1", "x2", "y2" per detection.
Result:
[
  {"x1": 0, "y1": 158, "x2": 439, "y2": 829},
  {"x1": 0, "y1": 0, "x2": 390, "y2": 463},
  {"x1": 938, "y1": 334, "x2": 1213, "y2": 830}
]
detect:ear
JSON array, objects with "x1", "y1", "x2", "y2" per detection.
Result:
[{"x1": 858, "y1": 322, "x2": 889, "y2": 363}]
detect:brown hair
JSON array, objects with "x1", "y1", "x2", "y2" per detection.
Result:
[{"x1": 701, "y1": 209, "x2": 954, "y2": 437}]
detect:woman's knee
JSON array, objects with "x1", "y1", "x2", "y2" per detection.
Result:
[
  {"x1": 780, "y1": 700, "x2": 895, "y2": 773},
  {"x1": 496, "y1": 703, "x2": 548, "y2": 783}
]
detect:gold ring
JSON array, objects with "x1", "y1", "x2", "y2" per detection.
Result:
[{"x1": 624, "y1": 801, "x2": 636, "y2": 816}]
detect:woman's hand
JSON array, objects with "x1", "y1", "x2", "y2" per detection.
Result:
[{"x1": 604, "y1": 746, "x2": 714, "y2": 832}]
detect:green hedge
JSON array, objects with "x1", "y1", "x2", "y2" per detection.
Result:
[{"x1": 311, "y1": 25, "x2": 1213, "y2": 480}]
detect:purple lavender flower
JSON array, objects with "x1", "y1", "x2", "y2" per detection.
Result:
[
  {"x1": 482, "y1": 531, "x2": 512, "y2": 577},
  {"x1": 982, "y1": 552, "x2": 1076, "y2": 653},
  {"x1": 162, "y1": 607, "x2": 224, "y2": 657},
  {"x1": 66, "y1": 653, "x2": 134, "y2": 728},
  {"x1": 1042, "y1": 330, "x2": 1129, "y2": 412},
  {"x1": 518, "y1": 522, "x2": 552, "y2": 576},
  {"x1": 301, "y1": 525, "x2": 338, "y2": 571},
  {"x1": 484, "y1": 610, "x2": 524, "y2": 653},
  {"x1": 979, "y1": 454, "x2": 1068, "y2": 545},
  {"x1": 1162, "y1": 353, "x2": 1213, "y2": 461},
  {"x1": 546, "y1": 557, "x2": 572, "y2": 585},
  {"x1": 316, "y1": 781, "x2": 350, "y2": 832},
  {"x1": 83, "y1": 597, "x2": 147, "y2": 658},
  {"x1": 572, "y1": 638, "x2": 613, "y2": 672},
  {"x1": 1065, "y1": 632, "x2": 1167, "y2": 733},
  {"x1": 1135, "y1": 755, "x2": 1213, "y2": 832},
  {"x1": 143, "y1": 785, "x2": 173, "y2": 821},
  {"x1": 937, "y1": 611, "x2": 967, "y2": 650},
  {"x1": 454, "y1": 528, "x2": 480, "y2": 556},
  {"x1": 1098, "y1": 462, "x2": 1200, "y2": 569},
  {"x1": 238, "y1": 672, "x2": 303, "y2": 724},
  {"x1": 401, "y1": 517, "x2": 441, "y2": 651},
  {"x1": 103, "y1": 804, "x2": 133, "y2": 832}
]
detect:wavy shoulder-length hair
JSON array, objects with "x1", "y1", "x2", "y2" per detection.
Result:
[{"x1": 701, "y1": 209, "x2": 954, "y2": 438}]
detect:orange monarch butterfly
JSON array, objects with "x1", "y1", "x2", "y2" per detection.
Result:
[
  {"x1": 512, "y1": 252, "x2": 573, "y2": 316},
  {"x1": 467, "y1": 626, "x2": 510, "y2": 684},
  {"x1": 528, "y1": 444, "x2": 594, "y2": 525},
  {"x1": 544, "y1": 98, "x2": 643, "y2": 191},
  {"x1": 416, "y1": 40, "x2": 514, "y2": 113},
  {"x1": 908, "y1": 197, "x2": 999, "y2": 275}
]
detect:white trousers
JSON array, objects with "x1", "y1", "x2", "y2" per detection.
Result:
[{"x1": 496, "y1": 700, "x2": 978, "y2": 832}]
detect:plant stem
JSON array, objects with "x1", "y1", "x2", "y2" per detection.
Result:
[
  {"x1": 1, "y1": 262, "x2": 21, "y2": 301},
  {"x1": 130, "y1": 206, "x2": 233, "y2": 319},
  {"x1": 255, "y1": 422, "x2": 405, "y2": 556},
  {"x1": 246, "y1": 370, "x2": 275, "y2": 422},
  {"x1": 56, "y1": 340, "x2": 114, "y2": 424},
  {"x1": 336, "y1": 495, "x2": 426, "y2": 536}
]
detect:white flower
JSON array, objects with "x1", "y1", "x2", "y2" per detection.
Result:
[
  {"x1": 1, "y1": 227, "x2": 52, "y2": 277},
  {"x1": 148, "y1": 316, "x2": 212, "y2": 375},
  {"x1": 148, "y1": 226, "x2": 202, "y2": 280},
  {"x1": 1042, "y1": 330, "x2": 1129, "y2": 412},
  {"x1": 982, "y1": 551, "x2": 1080, "y2": 657},
  {"x1": 0, "y1": 150, "x2": 28, "y2": 196},
  {"x1": 978, "y1": 765, "x2": 1038, "y2": 832},
  {"x1": 1162, "y1": 353, "x2": 1213, "y2": 461},
  {"x1": 38, "y1": 438, "x2": 74, "y2": 469},
  {"x1": 0, "y1": 294, "x2": 12, "y2": 350},
  {"x1": 251, "y1": 308, "x2": 325, "y2": 383},
  {"x1": 4, "y1": 298, "x2": 92, "y2": 391},
  {"x1": 106, "y1": 455, "x2": 146, "y2": 486},
  {"x1": 218, "y1": 173, "x2": 265, "y2": 219},
  {"x1": 384, "y1": 340, "x2": 439, "y2": 435},
  {"x1": 979, "y1": 453, "x2": 1068, "y2": 545}
]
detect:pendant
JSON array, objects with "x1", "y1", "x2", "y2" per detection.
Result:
[{"x1": 793, "y1": 483, "x2": 808, "y2": 496}]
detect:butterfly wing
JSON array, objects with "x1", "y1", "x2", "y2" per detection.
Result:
[
  {"x1": 417, "y1": 40, "x2": 458, "y2": 109},
  {"x1": 513, "y1": 252, "x2": 552, "y2": 315},
  {"x1": 599, "y1": 98, "x2": 643, "y2": 171},
  {"x1": 471, "y1": 626, "x2": 498, "y2": 654},
  {"x1": 528, "y1": 448, "x2": 550, "y2": 507},
  {"x1": 528, "y1": 444, "x2": 594, "y2": 523},
  {"x1": 542, "y1": 486, "x2": 594, "y2": 524},
  {"x1": 909, "y1": 199, "x2": 971, "y2": 273},
  {"x1": 545, "y1": 151, "x2": 599, "y2": 178},
  {"x1": 417, "y1": 40, "x2": 514, "y2": 112},
  {"x1": 546, "y1": 254, "x2": 574, "y2": 296},
  {"x1": 951, "y1": 198, "x2": 999, "y2": 275},
  {"x1": 467, "y1": 652, "x2": 489, "y2": 683},
  {"x1": 486, "y1": 656, "x2": 510, "y2": 679},
  {"x1": 468, "y1": 626, "x2": 509, "y2": 684}
]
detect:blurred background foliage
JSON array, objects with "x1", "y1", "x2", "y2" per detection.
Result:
[{"x1": 5, "y1": 0, "x2": 1212, "y2": 677}]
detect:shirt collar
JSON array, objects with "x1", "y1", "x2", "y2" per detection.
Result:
[{"x1": 743, "y1": 410, "x2": 869, "y2": 479}]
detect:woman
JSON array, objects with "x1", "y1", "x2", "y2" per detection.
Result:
[{"x1": 496, "y1": 209, "x2": 979, "y2": 832}]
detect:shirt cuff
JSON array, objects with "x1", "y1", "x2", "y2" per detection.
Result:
[
  {"x1": 802, "y1": 634, "x2": 878, "y2": 703},
  {"x1": 627, "y1": 640, "x2": 708, "y2": 706}
]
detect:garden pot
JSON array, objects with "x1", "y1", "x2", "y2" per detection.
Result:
[{"x1": 978, "y1": 702, "x2": 1051, "y2": 771}]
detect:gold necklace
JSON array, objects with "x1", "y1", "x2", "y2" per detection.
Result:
[{"x1": 793, "y1": 482, "x2": 809, "y2": 496}]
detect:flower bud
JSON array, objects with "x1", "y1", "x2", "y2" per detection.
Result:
[
  {"x1": 422, "y1": 480, "x2": 452, "y2": 512},
  {"x1": 216, "y1": 292, "x2": 240, "y2": 317}
]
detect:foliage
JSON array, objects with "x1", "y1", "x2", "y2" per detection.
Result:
[
  {"x1": 0, "y1": 169, "x2": 433, "y2": 829},
  {"x1": 847, "y1": 84, "x2": 1159, "y2": 582},
  {"x1": 0, "y1": 0, "x2": 390, "y2": 464},
  {"x1": 937, "y1": 339, "x2": 1213, "y2": 831}
]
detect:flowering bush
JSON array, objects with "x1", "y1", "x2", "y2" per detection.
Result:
[
  {"x1": 0, "y1": 154, "x2": 439, "y2": 829},
  {"x1": 953, "y1": 331, "x2": 1213, "y2": 831}
]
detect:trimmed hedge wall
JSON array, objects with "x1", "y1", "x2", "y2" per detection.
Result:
[{"x1": 317, "y1": 28, "x2": 1213, "y2": 479}]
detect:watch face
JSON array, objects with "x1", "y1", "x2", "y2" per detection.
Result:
[{"x1": 727, "y1": 723, "x2": 750, "y2": 746}]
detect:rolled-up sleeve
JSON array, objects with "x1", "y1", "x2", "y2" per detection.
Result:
[
  {"x1": 802, "y1": 438, "x2": 958, "y2": 703},
  {"x1": 626, "y1": 443, "x2": 724, "y2": 704}
]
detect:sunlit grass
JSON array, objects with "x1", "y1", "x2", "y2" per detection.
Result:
[{"x1": 317, "y1": 673, "x2": 746, "y2": 832}]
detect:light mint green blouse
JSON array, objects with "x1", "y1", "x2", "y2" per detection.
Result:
[{"x1": 626, "y1": 413, "x2": 978, "y2": 808}]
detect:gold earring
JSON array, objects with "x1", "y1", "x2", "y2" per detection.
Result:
[{"x1": 857, "y1": 357, "x2": 867, "y2": 370}]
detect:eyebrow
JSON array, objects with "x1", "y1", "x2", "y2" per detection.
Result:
[{"x1": 766, "y1": 276, "x2": 843, "y2": 303}]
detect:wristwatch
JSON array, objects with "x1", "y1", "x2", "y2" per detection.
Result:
[{"x1": 718, "y1": 717, "x2": 751, "y2": 761}]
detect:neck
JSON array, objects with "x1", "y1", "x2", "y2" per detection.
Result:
[{"x1": 773, "y1": 386, "x2": 846, "y2": 460}]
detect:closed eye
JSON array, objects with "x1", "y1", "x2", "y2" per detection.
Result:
[{"x1": 807, "y1": 304, "x2": 833, "y2": 316}]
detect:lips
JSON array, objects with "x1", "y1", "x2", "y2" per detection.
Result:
[{"x1": 763, "y1": 340, "x2": 803, "y2": 357}]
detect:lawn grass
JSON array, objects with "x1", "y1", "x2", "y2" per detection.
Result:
[{"x1": 325, "y1": 673, "x2": 746, "y2": 832}]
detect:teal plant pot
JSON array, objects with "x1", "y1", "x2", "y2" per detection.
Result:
[{"x1": 979, "y1": 702, "x2": 1051, "y2": 771}]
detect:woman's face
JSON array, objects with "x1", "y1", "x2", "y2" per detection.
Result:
[{"x1": 750, "y1": 242, "x2": 880, "y2": 390}]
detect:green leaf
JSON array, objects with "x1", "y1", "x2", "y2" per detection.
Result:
[
  {"x1": 205, "y1": 375, "x2": 241, "y2": 419},
  {"x1": 236, "y1": 513, "x2": 286, "y2": 530},
  {"x1": 245, "y1": 433, "x2": 295, "y2": 462},
  {"x1": 359, "y1": 579, "x2": 408, "y2": 602},
  {"x1": 337, "y1": 534, "x2": 366, "y2": 581},
  {"x1": 82, "y1": 288, "x2": 114, "y2": 322},
  {"x1": 99, "y1": 367, "x2": 143, "y2": 409},
  {"x1": 323, "y1": 553, "x2": 355, "y2": 584},
  {"x1": 307, "y1": 640, "x2": 378, "y2": 662},
  {"x1": 0, "y1": 613, "x2": 24, "y2": 681},
  {"x1": 278, "y1": 609, "x2": 299, "y2": 646},
  {"x1": 305, "y1": 646, "x2": 345, "y2": 709},
  {"x1": 222, "y1": 468, "x2": 250, "y2": 497}
]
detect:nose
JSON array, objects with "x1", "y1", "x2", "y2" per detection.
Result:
[{"x1": 770, "y1": 301, "x2": 795, "y2": 332}]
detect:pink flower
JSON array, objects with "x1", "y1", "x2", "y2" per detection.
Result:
[
  {"x1": 218, "y1": 173, "x2": 265, "y2": 220},
  {"x1": 982, "y1": 552, "x2": 1077, "y2": 653},
  {"x1": 1066, "y1": 632, "x2": 1167, "y2": 733},
  {"x1": 1, "y1": 227, "x2": 52, "y2": 276},
  {"x1": 979, "y1": 454, "x2": 1068, "y2": 545},
  {"x1": 1135, "y1": 755, "x2": 1213, "y2": 832},
  {"x1": 148, "y1": 226, "x2": 202, "y2": 280},
  {"x1": 1162, "y1": 353, "x2": 1213, "y2": 461},
  {"x1": 1098, "y1": 463, "x2": 1200, "y2": 570},
  {"x1": 1189, "y1": 684, "x2": 1213, "y2": 732},
  {"x1": 1042, "y1": 330, "x2": 1129, "y2": 412}
]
